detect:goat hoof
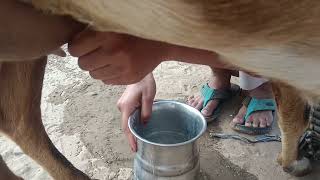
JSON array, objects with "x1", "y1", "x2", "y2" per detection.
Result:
[{"x1": 283, "y1": 157, "x2": 312, "y2": 177}]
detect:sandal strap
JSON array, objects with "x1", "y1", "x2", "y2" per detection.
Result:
[
  {"x1": 242, "y1": 96, "x2": 252, "y2": 107},
  {"x1": 201, "y1": 83, "x2": 231, "y2": 108},
  {"x1": 244, "y1": 97, "x2": 276, "y2": 121}
]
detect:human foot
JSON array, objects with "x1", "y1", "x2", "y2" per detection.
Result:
[
  {"x1": 188, "y1": 82, "x2": 239, "y2": 123},
  {"x1": 187, "y1": 84, "x2": 227, "y2": 120},
  {"x1": 232, "y1": 101, "x2": 273, "y2": 126},
  {"x1": 231, "y1": 83, "x2": 275, "y2": 135}
]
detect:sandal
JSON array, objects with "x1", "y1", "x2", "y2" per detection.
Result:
[
  {"x1": 231, "y1": 97, "x2": 276, "y2": 135},
  {"x1": 200, "y1": 83, "x2": 240, "y2": 123}
]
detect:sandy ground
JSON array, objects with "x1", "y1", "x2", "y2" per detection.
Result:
[{"x1": 0, "y1": 51, "x2": 320, "y2": 180}]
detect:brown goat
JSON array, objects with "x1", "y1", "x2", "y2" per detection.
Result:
[{"x1": 1, "y1": 0, "x2": 319, "y2": 179}]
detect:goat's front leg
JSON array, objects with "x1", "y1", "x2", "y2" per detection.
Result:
[{"x1": 0, "y1": 58, "x2": 90, "y2": 180}]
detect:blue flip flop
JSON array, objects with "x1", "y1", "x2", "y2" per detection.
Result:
[
  {"x1": 201, "y1": 83, "x2": 240, "y2": 123},
  {"x1": 231, "y1": 97, "x2": 276, "y2": 135}
]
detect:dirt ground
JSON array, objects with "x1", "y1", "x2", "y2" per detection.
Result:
[{"x1": 0, "y1": 51, "x2": 320, "y2": 180}]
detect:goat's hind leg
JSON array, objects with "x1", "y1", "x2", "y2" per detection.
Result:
[
  {"x1": 0, "y1": 59, "x2": 90, "y2": 180},
  {"x1": 272, "y1": 81, "x2": 312, "y2": 176}
]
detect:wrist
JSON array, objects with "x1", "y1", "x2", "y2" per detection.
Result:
[{"x1": 143, "y1": 73, "x2": 154, "y2": 82}]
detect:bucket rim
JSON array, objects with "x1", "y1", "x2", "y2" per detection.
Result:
[{"x1": 128, "y1": 100, "x2": 207, "y2": 147}]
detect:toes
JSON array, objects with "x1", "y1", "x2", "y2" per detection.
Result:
[
  {"x1": 188, "y1": 93, "x2": 221, "y2": 117},
  {"x1": 187, "y1": 95, "x2": 196, "y2": 106},
  {"x1": 259, "y1": 111, "x2": 273, "y2": 127},
  {"x1": 195, "y1": 99, "x2": 204, "y2": 110},
  {"x1": 244, "y1": 111, "x2": 253, "y2": 127},
  {"x1": 266, "y1": 112, "x2": 273, "y2": 126},
  {"x1": 187, "y1": 96, "x2": 206, "y2": 111},
  {"x1": 232, "y1": 117, "x2": 243, "y2": 124},
  {"x1": 252, "y1": 116, "x2": 260, "y2": 128},
  {"x1": 191, "y1": 96, "x2": 201, "y2": 107},
  {"x1": 259, "y1": 118, "x2": 267, "y2": 128},
  {"x1": 232, "y1": 105, "x2": 246, "y2": 124},
  {"x1": 187, "y1": 98, "x2": 195, "y2": 106},
  {"x1": 187, "y1": 95, "x2": 194, "y2": 102},
  {"x1": 245, "y1": 116, "x2": 253, "y2": 127},
  {"x1": 246, "y1": 111, "x2": 273, "y2": 128},
  {"x1": 201, "y1": 100, "x2": 219, "y2": 116}
]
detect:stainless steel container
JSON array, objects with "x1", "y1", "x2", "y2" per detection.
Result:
[{"x1": 128, "y1": 100, "x2": 206, "y2": 180}]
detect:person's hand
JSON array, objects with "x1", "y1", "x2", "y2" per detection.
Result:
[
  {"x1": 117, "y1": 73, "x2": 156, "y2": 152},
  {"x1": 69, "y1": 30, "x2": 168, "y2": 85}
]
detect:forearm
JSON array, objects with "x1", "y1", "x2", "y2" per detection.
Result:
[
  {"x1": 0, "y1": 0, "x2": 85, "y2": 61},
  {"x1": 164, "y1": 43, "x2": 237, "y2": 70}
]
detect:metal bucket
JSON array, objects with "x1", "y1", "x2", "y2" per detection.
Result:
[{"x1": 128, "y1": 100, "x2": 206, "y2": 180}]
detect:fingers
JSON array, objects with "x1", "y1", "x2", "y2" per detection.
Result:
[
  {"x1": 120, "y1": 104, "x2": 137, "y2": 152},
  {"x1": 78, "y1": 50, "x2": 135, "y2": 84},
  {"x1": 127, "y1": 130, "x2": 137, "y2": 152},
  {"x1": 69, "y1": 30, "x2": 105, "y2": 57},
  {"x1": 69, "y1": 30, "x2": 160, "y2": 85},
  {"x1": 117, "y1": 86, "x2": 142, "y2": 152},
  {"x1": 77, "y1": 47, "x2": 122, "y2": 71},
  {"x1": 69, "y1": 31, "x2": 125, "y2": 57},
  {"x1": 89, "y1": 64, "x2": 124, "y2": 80},
  {"x1": 77, "y1": 48, "x2": 106, "y2": 71},
  {"x1": 141, "y1": 92, "x2": 154, "y2": 124}
]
